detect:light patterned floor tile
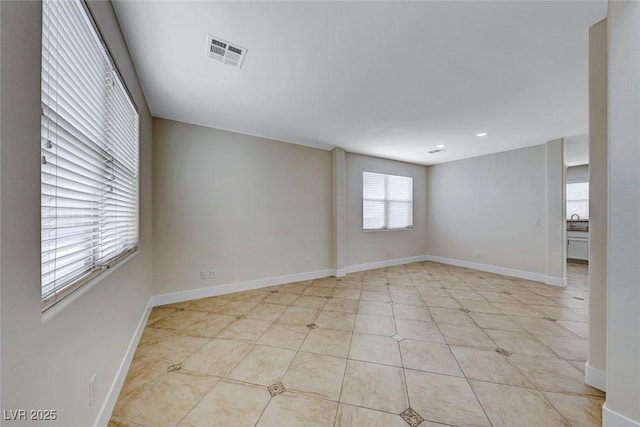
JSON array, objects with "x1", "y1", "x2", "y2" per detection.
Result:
[
  {"x1": 469, "y1": 312, "x2": 524, "y2": 332},
  {"x1": 323, "y1": 297, "x2": 358, "y2": 313},
  {"x1": 179, "y1": 379, "x2": 269, "y2": 427},
  {"x1": 557, "y1": 320, "x2": 589, "y2": 339},
  {"x1": 247, "y1": 303, "x2": 289, "y2": 321},
  {"x1": 470, "y1": 380, "x2": 569, "y2": 427},
  {"x1": 357, "y1": 300, "x2": 394, "y2": 317},
  {"x1": 315, "y1": 311, "x2": 356, "y2": 331},
  {"x1": 134, "y1": 328, "x2": 210, "y2": 364},
  {"x1": 536, "y1": 334, "x2": 588, "y2": 361},
  {"x1": 341, "y1": 360, "x2": 408, "y2": 413},
  {"x1": 148, "y1": 309, "x2": 211, "y2": 331},
  {"x1": 108, "y1": 418, "x2": 143, "y2": 427},
  {"x1": 423, "y1": 296, "x2": 461, "y2": 309},
  {"x1": 509, "y1": 354, "x2": 604, "y2": 397},
  {"x1": 439, "y1": 323, "x2": 496, "y2": 349},
  {"x1": 542, "y1": 392, "x2": 604, "y2": 427},
  {"x1": 276, "y1": 306, "x2": 319, "y2": 325},
  {"x1": 400, "y1": 340, "x2": 463, "y2": 376},
  {"x1": 300, "y1": 328, "x2": 352, "y2": 358},
  {"x1": 182, "y1": 338, "x2": 252, "y2": 376},
  {"x1": 335, "y1": 404, "x2": 409, "y2": 427},
  {"x1": 292, "y1": 295, "x2": 327, "y2": 309},
  {"x1": 185, "y1": 313, "x2": 236, "y2": 337},
  {"x1": 257, "y1": 392, "x2": 337, "y2": 427},
  {"x1": 217, "y1": 318, "x2": 273, "y2": 341},
  {"x1": 282, "y1": 352, "x2": 347, "y2": 400},
  {"x1": 228, "y1": 345, "x2": 296, "y2": 386},
  {"x1": 349, "y1": 333, "x2": 402, "y2": 366},
  {"x1": 450, "y1": 346, "x2": 533, "y2": 387},
  {"x1": 353, "y1": 314, "x2": 395, "y2": 336},
  {"x1": 114, "y1": 371, "x2": 218, "y2": 427},
  {"x1": 485, "y1": 329, "x2": 558, "y2": 358},
  {"x1": 263, "y1": 292, "x2": 298, "y2": 305},
  {"x1": 395, "y1": 319, "x2": 445, "y2": 343},
  {"x1": 405, "y1": 370, "x2": 490, "y2": 427},
  {"x1": 117, "y1": 356, "x2": 169, "y2": 402},
  {"x1": 430, "y1": 307, "x2": 476, "y2": 326},
  {"x1": 393, "y1": 304, "x2": 433, "y2": 322},
  {"x1": 256, "y1": 323, "x2": 309, "y2": 350}
]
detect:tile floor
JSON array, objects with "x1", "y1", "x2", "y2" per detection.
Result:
[{"x1": 109, "y1": 261, "x2": 602, "y2": 427}]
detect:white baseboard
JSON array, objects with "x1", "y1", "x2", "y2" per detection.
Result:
[
  {"x1": 585, "y1": 361, "x2": 606, "y2": 391},
  {"x1": 152, "y1": 269, "x2": 336, "y2": 307},
  {"x1": 94, "y1": 298, "x2": 153, "y2": 427},
  {"x1": 603, "y1": 403, "x2": 640, "y2": 427},
  {"x1": 426, "y1": 255, "x2": 560, "y2": 284},
  {"x1": 545, "y1": 275, "x2": 568, "y2": 287},
  {"x1": 344, "y1": 255, "x2": 430, "y2": 275},
  {"x1": 153, "y1": 256, "x2": 435, "y2": 307}
]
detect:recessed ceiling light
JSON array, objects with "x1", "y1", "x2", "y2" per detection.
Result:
[
  {"x1": 476, "y1": 132, "x2": 488, "y2": 137},
  {"x1": 436, "y1": 144, "x2": 446, "y2": 149}
]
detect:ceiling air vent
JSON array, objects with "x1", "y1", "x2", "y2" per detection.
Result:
[{"x1": 206, "y1": 34, "x2": 247, "y2": 68}]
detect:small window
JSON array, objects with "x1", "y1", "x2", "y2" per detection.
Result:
[
  {"x1": 363, "y1": 171, "x2": 413, "y2": 230},
  {"x1": 566, "y1": 182, "x2": 589, "y2": 220},
  {"x1": 41, "y1": 0, "x2": 139, "y2": 311}
]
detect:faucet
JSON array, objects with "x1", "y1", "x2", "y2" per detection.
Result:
[{"x1": 569, "y1": 213, "x2": 580, "y2": 229}]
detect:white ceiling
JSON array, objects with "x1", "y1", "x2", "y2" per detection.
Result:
[{"x1": 112, "y1": 1, "x2": 606, "y2": 165}]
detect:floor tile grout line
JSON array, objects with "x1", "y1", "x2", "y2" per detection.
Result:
[
  {"x1": 423, "y1": 267, "x2": 499, "y2": 427},
  {"x1": 253, "y1": 278, "x2": 327, "y2": 427},
  {"x1": 244, "y1": 282, "x2": 313, "y2": 426},
  {"x1": 172, "y1": 372, "x2": 221, "y2": 427},
  {"x1": 332, "y1": 273, "x2": 362, "y2": 427},
  {"x1": 394, "y1": 273, "x2": 415, "y2": 422}
]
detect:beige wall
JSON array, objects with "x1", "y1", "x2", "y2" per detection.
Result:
[
  {"x1": 426, "y1": 144, "x2": 554, "y2": 280},
  {"x1": 587, "y1": 18, "x2": 607, "y2": 391},
  {"x1": 0, "y1": 1, "x2": 153, "y2": 426},
  {"x1": 152, "y1": 118, "x2": 333, "y2": 296},
  {"x1": 345, "y1": 153, "x2": 428, "y2": 267},
  {"x1": 604, "y1": 1, "x2": 640, "y2": 425},
  {"x1": 546, "y1": 139, "x2": 566, "y2": 282}
]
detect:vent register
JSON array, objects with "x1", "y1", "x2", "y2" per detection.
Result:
[{"x1": 206, "y1": 34, "x2": 247, "y2": 68}]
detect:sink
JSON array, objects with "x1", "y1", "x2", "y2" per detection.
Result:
[{"x1": 567, "y1": 220, "x2": 589, "y2": 232}]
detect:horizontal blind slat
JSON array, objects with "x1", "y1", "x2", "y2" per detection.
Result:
[{"x1": 41, "y1": 0, "x2": 139, "y2": 311}]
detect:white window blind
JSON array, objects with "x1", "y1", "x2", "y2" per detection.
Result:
[
  {"x1": 566, "y1": 182, "x2": 589, "y2": 220},
  {"x1": 363, "y1": 171, "x2": 413, "y2": 230},
  {"x1": 41, "y1": 0, "x2": 139, "y2": 311}
]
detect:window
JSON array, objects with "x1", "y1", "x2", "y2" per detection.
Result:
[
  {"x1": 363, "y1": 171, "x2": 413, "y2": 230},
  {"x1": 41, "y1": 0, "x2": 139, "y2": 311},
  {"x1": 566, "y1": 182, "x2": 589, "y2": 220}
]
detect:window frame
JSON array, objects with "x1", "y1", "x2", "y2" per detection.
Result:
[
  {"x1": 362, "y1": 170, "x2": 414, "y2": 231},
  {"x1": 40, "y1": 0, "x2": 140, "y2": 313},
  {"x1": 566, "y1": 181, "x2": 589, "y2": 220}
]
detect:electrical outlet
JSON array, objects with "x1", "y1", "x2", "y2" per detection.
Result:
[
  {"x1": 387, "y1": 249, "x2": 391, "y2": 257},
  {"x1": 200, "y1": 272, "x2": 207, "y2": 280},
  {"x1": 209, "y1": 270, "x2": 216, "y2": 279},
  {"x1": 474, "y1": 252, "x2": 480, "y2": 259},
  {"x1": 304, "y1": 258, "x2": 310, "y2": 266},
  {"x1": 88, "y1": 374, "x2": 96, "y2": 407}
]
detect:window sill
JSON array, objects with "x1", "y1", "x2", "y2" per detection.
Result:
[{"x1": 363, "y1": 227, "x2": 414, "y2": 233}]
